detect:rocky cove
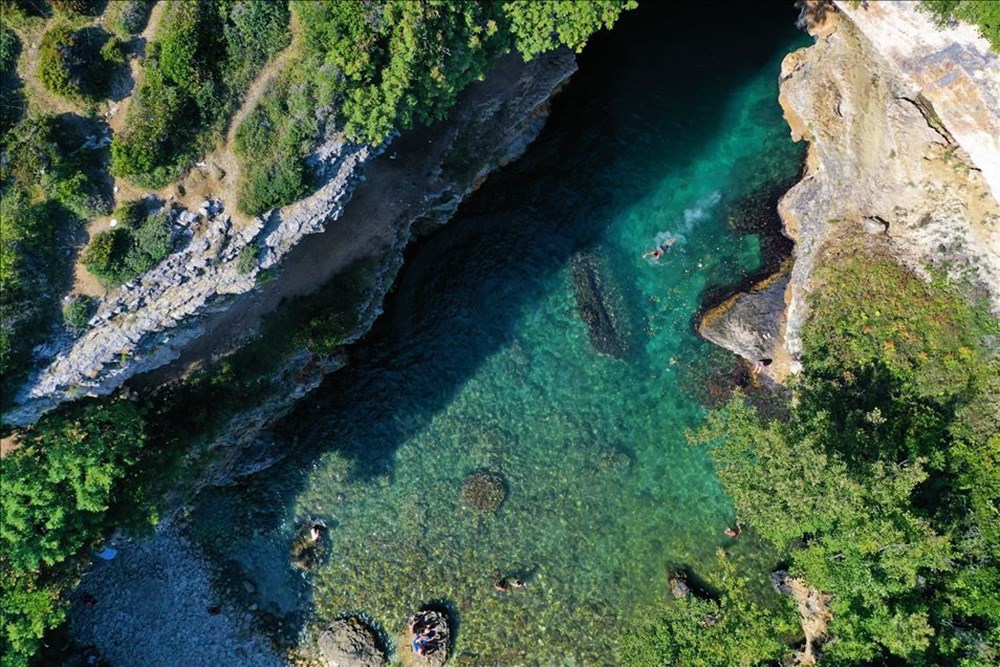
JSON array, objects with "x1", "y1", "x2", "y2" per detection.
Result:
[{"x1": 20, "y1": 1, "x2": 998, "y2": 665}]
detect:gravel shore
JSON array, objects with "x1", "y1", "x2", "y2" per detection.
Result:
[{"x1": 69, "y1": 521, "x2": 285, "y2": 667}]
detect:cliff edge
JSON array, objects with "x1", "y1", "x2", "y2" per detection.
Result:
[{"x1": 704, "y1": 0, "x2": 1000, "y2": 379}]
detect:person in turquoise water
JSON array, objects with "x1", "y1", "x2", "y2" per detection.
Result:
[{"x1": 642, "y1": 233, "x2": 677, "y2": 262}]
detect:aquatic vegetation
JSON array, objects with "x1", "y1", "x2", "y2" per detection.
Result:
[{"x1": 459, "y1": 472, "x2": 506, "y2": 513}]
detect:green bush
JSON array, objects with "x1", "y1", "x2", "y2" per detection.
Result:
[
  {"x1": 0, "y1": 22, "x2": 18, "y2": 73},
  {"x1": 235, "y1": 244, "x2": 258, "y2": 275},
  {"x1": 81, "y1": 227, "x2": 130, "y2": 285},
  {"x1": 38, "y1": 24, "x2": 125, "y2": 102},
  {"x1": 62, "y1": 294, "x2": 94, "y2": 332},
  {"x1": 48, "y1": 0, "x2": 103, "y2": 15},
  {"x1": 0, "y1": 400, "x2": 147, "y2": 664},
  {"x1": 99, "y1": 35, "x2": 126, "y2": 65},
  {"x1": 81, "y1": 212, "x2": 173, "y2": 287},
  {"x1": 621, "y1": 551, "x2": 795, "y2": 666},
  {"x1": 503, "y1": 0, "x2": 638, "y2": 59},
  {"x1": 689, "y1": 245, "x2": 1000, "y2": 664},
  {"x1": 1, "y1": 115, "x2": 107, "y2": 393},
  {"x1": 38, "y1": 24, "x2": 81, "y2": 100},
  {"x1": 124, "y1": 211, "x2": 173, "y2": 274},
  {"x1": 105, "y1": 0, "x2": 155, "y2": 38}
]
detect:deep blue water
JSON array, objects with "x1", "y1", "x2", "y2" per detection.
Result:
[{"x1": 190, "y1": 3, "x2": 809, "y2": 663}]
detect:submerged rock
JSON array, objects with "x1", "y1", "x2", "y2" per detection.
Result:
[
  {"x1": 570, "y1": 250, "x2": 632, "y2": 359},
  {"x1": 460, "y1": 471, "x2": 506, "y2": 513},
  {"x1": 318, "y1": 617, "x2": 386, "y2": 667}
]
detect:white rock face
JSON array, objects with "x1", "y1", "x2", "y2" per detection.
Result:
[
  {"x1": 5, "y1": 140, "x2": 376, "y2": 426},
  {"x1": 836, "y1": 1, "x2": 1000, "y2": 201},
  {"x1": 774, "y1": 3, "x2": 1000, "y2": 375}
]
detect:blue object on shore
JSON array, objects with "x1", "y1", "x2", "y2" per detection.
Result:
[{"x1": 98, "y1": 547, "x2": 118, "y2": 560}]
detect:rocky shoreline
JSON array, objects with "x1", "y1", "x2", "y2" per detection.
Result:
[
  {"x1": 700, "y1": 0, "x2": 1000, "y2": 382},
  {"x1": 5, "y1": 49, "x2": 578, "y2": 428}
]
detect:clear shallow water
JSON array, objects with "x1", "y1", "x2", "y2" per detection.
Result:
[{"x1": 190, "y1": 4, "x2": 808, "y2": 664}]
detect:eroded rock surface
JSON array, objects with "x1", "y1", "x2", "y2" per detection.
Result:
[
  {"x1": 705, "y1": 1, "x2": 1000, "y2": 381},
  {"x1": 318, "y1": 618, "x2": 386, "y2": 667},
  {"x1": 777, "y1": 2, "x2": 1000, "y2": 376}
]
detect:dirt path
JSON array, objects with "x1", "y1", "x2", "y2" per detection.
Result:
[{"x1": 225, "y1": 12, "x2": 300, "y2": 148}]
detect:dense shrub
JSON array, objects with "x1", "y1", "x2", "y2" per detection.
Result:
[
  {"x1": 105, "y1": 0, "x2": 154, "y2": 38},
  {"x1": 38, "y1": 24, "x2": 123, "y2": 102},
  {"x1": 112, "y1": 0, "x2": 291, "y2": 186},
  {"x1": 503, "y1": 0, "x2": 638, "y2": 59},
  {"x1": 1, "y1": 115, "x2": 109, "y2": 393},
  {"x1": 0, "y1": 23, "x2": 24, "y2": 136},
  {"x1": 621, "y1": 551, "x2": 795, "y2": 666},
  {"x1": 81, "y1": 211, "x2": 173, "y2": 287},
  {"x1": 0, "y1": 400, "x2": 147, "y2": 664},
  {"x1": 38, "y1": 24, "x2": 81, "y2": 99},
  {"x1": 685, "y1": 244, "x2": 1000, "y2": 665},
  {"x1": 0, "y1": 22, "x2": 18, "y2": 72},
  {"x1": 235, "y1": 244, "x2": 258, "y2": 274},
  {"x1": 62, "y1": 294, "x2": 94, "y2": 332},
  {"x1": 48, "y1": 0, "x2": 103, "y2": 15}
]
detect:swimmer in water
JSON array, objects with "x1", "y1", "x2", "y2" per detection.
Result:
[{"x1": 643, "y1": 234, "x2": 677, "y2": 261}]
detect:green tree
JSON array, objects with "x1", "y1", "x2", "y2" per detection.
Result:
[
  {"x1": 502, "y1": 0, "x2": 637, "y2": 59},
  {"x1": 1, "y1": 401, "x2": 147, "y2": 664},
  {"x1": 621, "y1": 550, "x2": 796, "y2": 666}
]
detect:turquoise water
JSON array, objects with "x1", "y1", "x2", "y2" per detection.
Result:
[{"x1": 190, "y1": 4, "x2": 808, "y2": 664}]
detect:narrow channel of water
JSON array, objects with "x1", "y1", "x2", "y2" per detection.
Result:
[{"x1": 190, "y1": 3, "x2": 809, "y2": 663}]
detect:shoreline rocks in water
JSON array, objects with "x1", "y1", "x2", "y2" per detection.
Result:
[
  {"x1": 318, "y1": 617, "x2": 387, "y2": 667},
  {"x1": 698, "y1": 261, "x2": 792, "y2": 381},
  {"x1": 405, "y1": 609, "x2": 451, "y2": 667},
  {"x1": 460, "y1": 471, "x2": 507, "y2": 513}
]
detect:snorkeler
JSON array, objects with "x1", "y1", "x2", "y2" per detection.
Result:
[{"x1": 643, "y1": 234, "x2": 677, "y2": 261}]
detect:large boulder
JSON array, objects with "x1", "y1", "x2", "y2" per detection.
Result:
[{"x1": 317, "y1": 617, "x2": 386, "y2": 667}]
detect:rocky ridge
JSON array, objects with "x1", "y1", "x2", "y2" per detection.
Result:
[
  {"x1": 6, "y1": 49, "x2": 577, "y2": 427},
  {"x1": 702, "y1": 1, "x2": 1000, "y2": 379}
]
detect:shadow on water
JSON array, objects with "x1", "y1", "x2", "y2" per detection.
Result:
[{"x1": 188, "y1": 0, "x2": 806, "y2": 647}]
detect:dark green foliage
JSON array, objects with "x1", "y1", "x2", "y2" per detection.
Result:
[
  {"x1": 0, "y1": 23, "x2": 25, "y2": 136},
  {"x1": 38, "y1": 24, "x2": 80, "y2": 99},
  {"x1": 38, "y1": 24, "x2": 124, "y2": 102},
  {"x1": 920, "y1": 0, "x2": 1000, "y2": 51},
  {"x1": 0, "y1": 22, "x2": 18, "y2": 72},
  {"x1": 621, "y1": 551, "x2": 796, "y2": 666},
  {"x1": 0, "y1": 400, "x2": 147, "y2": 663},
  {"x1": 105, "y1": 0, "x2": 155, "y2": 38},
  {"x1": 81, "y1": 212, "x2": 173, "y2": 286},
  {"x1": 690, "y1": 246, "x2": 999, "y2": 664},
  {"x1": 48, "y1": 0, "x2": 103, "y2": 15},
  {"x1": 235, "y1": 244, "x2": 258, "y2": 275},
  {"x1": 234, "y1": 0, "x2": 634, "y2": 212},
  {"x1": 503, "y1": 0, "x2": 638, "y2": 59},
  {"x1": 62, "y1": 294, "x2": 94, "y2": 333}
]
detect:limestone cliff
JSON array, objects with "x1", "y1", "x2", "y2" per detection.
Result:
[
  {"x1": 5, "y1": 50, "x2": 577, "y2": 427},
  {"x1": 703, "y1": 0, "x2": 1000, "y2": 379}
]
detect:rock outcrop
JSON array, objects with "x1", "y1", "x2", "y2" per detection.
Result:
[
  {"x1": 5, "y1": 50, "x2": 577, "y2": 426},
  {"x1": 701, "y1": 1, "x2": 1000, "y2": 380},
  {"x1": 317, "y1": 618, "x2": 386, "y2": 667}
]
